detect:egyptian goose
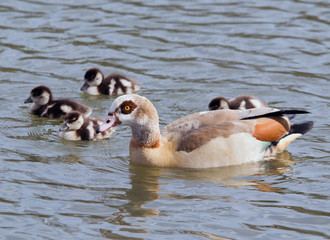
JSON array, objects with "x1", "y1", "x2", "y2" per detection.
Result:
[
  {"x1": 59, "y1": 111, "x2": 114, "y2": 141},
  {"x1": 81, "y1": 68, "x2": 141, "y2": 96},
  {"x1": 97, "y1": 94, "x2": 313, "y2": 168},
  {"x1": 24, "y1": 85, "x2": 92, "y2": 118},
  {"x1": 209, "y1": 95, "x2": 267, "y2": 110}
]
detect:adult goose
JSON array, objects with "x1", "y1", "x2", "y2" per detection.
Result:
[{"x1": 98, "y1": 94, "x2": 313, "y2": 168}]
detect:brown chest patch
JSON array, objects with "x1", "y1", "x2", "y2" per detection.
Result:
[{"x1": 130, "y1": 138, "x2": 160, "y2": 149}]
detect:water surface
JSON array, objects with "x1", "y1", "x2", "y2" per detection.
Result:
[{"x1": 1, "y1": 0, "x2": 330, "y2": 239}]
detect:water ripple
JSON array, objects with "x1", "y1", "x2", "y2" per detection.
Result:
[{"x1": 0, "y1": 0, "x2": 329, "y2": 239}]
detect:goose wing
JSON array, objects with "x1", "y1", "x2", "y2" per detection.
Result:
[{"x1": 162, "y1": 108, "x2": 303, "y2": 153}]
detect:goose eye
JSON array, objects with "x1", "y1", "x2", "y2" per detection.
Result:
[
  {"x1": 121, "y1": 104, "x2": 133, "y2": 114},
  {"x1": 120, "y1": 100, "x2": 137, "y2": 114}
]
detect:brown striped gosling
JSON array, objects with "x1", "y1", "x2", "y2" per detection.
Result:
[
  {"x1": 81, "y1": 68, "x2": 141, "y2": 96},
  {"x1": 208, "y1": 95, "x2": 267, "y2": 111},
  {"x1": 24, "y1": 85, "x2": 92, "y2": 118},
  {"x1": 59, "y1": 111, "x2": 114, "y2": 141}
]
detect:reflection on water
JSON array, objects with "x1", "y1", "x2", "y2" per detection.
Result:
[
  {"x1": 160, "y1": 151, "x2": 295, "y2": 189},
  {"x1": 96, "y1": 152, "x2": 299, "y2": 239},
  {"x1": 100, "y1": 166, "x2": 161, "y2": 239},
  {"x1": 1, "y1": 0, "x2": 329, "y2": 239},
  {"x1": 104, "y1": 165, "x2": 160, "y2": 218}
]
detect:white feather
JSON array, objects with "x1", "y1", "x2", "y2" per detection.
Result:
[
  {"x1": 109, "y1": 81, "x2": 116, "y2": 95},
  {"x1": 239, "y1": 101, "x2": 247, "y2": 110},
  {"x1": 86, "y1": 121, "x2": 95, "y2": 139},
  {"x1": 40, "y1": 103, "x2": 55, "y2": 116},
  {"x1": 85, "y1": 86, "x2": 100, "y2": 95},
  {"x1": 120, "y1": 79, "x2": 133, "y2": 88},
  {"x1": 250, "y1": 99, "x2": 263, "y2": 108},
  {"x1": 60, "y1": 105, "x2": 73, "y2": 114},
  {"x1": 116, "y1": 87, "x2": 124, "y2": 95}
]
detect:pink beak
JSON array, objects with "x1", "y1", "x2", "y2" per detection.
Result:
[{"x1": 97, "y1": 114, "x2": 118, "y2": 133}]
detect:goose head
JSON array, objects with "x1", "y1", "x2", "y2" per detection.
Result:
[
  {"x1": 208, "y1": 97, "x2": 230, "y2": 110},
  {"x1": 81, "y1": 68, "x2": 104, "y2": 90},
  {"x1": 98, "y1": 94, "x2": 160, "y2": 147},
  {"x1": 24, "y1": 85, "x2": 52, "y2": 106},
  {"x1": 60, "y1": 111, "x2": 84, "y2": 132}
]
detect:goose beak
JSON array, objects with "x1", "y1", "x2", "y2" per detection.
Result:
[
  {"x1": 24, "y1": 96, "x2": 33, "y2": 103},
  {"x1": 97, "y1": 114, "x2": 119, "y2": 133},
  {"x1": 80, "y1": 82, "x2": 90, "y2": 91},
  {"x1": 59, "y1": 123, "x2": 69, "y2": 132}
]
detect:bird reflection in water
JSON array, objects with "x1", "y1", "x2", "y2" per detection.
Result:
[{"x1": 100, "y1": 151, "x2": 295, "y2": 238}]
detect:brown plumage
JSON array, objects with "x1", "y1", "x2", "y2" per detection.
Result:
[
  {"x1": 208, "y1": 95, "x2": 268, "y2": 110},
  {"x1": 24, "y1": 85, "x2": 92, "y2": 118},
  {"x1": 81, "y1": 68, "x2": 141, "y2": 96},
  {"x1": 97, "y1": 94, "x2": 313, "y2": 168},
  {"x1": 59, "y1": 111, "x2": 114, "y2": 141}
]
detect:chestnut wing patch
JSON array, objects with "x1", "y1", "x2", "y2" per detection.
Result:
[{"x1": 252, "y1": 117, "x2": 289, "y2": 142}]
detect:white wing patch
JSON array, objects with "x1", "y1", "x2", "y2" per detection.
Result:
[
  {"x1": 239, "y1": 101, "x2": 247, "y2": 110},
  {"x1": 120, "y1": 79, "x2": 133, "y2": 88},
  {"x1": 86, "y1": 121, "x2": 95, "y2": 140},
  {"x1": 109, "y1": 80, "x2": 116, "y2": 95},
  {"x1": 61, "y1": 105, "x2": 73, "y2": 113},
  {"x1": 250, "y1": 99, "x2": 264, "y2": 108},
  {"x1": 41, "y1": 103, "x2": 55, "y2": 116},
  {"x1": 116, "y1": 87, "x2": 124, "y2": 95}
]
